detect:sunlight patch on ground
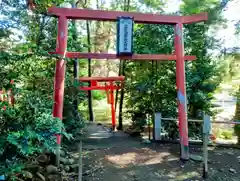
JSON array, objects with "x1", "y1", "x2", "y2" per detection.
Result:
[
  {"x1": 170, "y1": 171, "x2": 199, "y2": 181},
  {"x1": 88, "y1": 132, "x2": 112, "y2": 139},
  {"x1": 105, "y1": 149, "x2": 174, "y2": 167},
  {"x1": 106, "y1": 152, "x2": 137, "y2": 167}
]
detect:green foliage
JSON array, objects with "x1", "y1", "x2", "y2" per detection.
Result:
[
  {"x1": 63, "y1": 69, "x2": 86, "y2": 137},
  {"x1": 124, "y1": 0, "x2": 228, "y2": 139},
  {"x1": 222, "y1": 50, "x2": 240, "y2": 142},
  {"x1": 0, "y1": 89, "x2": 73, "y2": 178},
  {"x1": 182, "y1": 0, "x2": 228, "y2": 118},
  {"x1": 0, "y1": 90, "x2": 72, "y2": 147},
  {"x1": 92, "y1": 90, "x2": 106, "y2": 100},
  {"x1": 234, "y1": 120, "x2": 240, "y2": 141},
  {"x1": 0, "y1": 160, "x2": 24, "y2": 180},
  {"x1": 0, "y1": 0, "x2": 236, "y2": 177},
  {"x1": 0, "y1": 0, "x2": 86, "y2": 177},
  {"x1": 124, "y1": 24, "x2": 177, "y2": 136},
  {"x1": 139, "y1": 0, "x2": 165, "y2": 11}
]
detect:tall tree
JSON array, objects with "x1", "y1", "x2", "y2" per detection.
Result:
[
  {"x1": 221, "y1": 48, "x2": 240, "y2": 143},
  {"x1": 117, "y1": 0, "x2": 131, "y2": 130},
  {"x1": 115, "y1": 0, "x2": 167, "y2": 130},
  {"x1": 80, "y1": 0, "x2": 94, "y2": 122},
  {"x1": 72, "y1": 0, "x2": 80, "y2": 120},
  {"x1": 123, "y1": 0, "x2": 230, "y2": 138},
  {"x1": 233, "y1": 19, "x2": 240, "y2": 127},
  {"x1": 180, "y1": 0, "x2": 230, "y2": 118},
  {"x1": 86, "y1": 17, "x2": 94, "y2": 122}
]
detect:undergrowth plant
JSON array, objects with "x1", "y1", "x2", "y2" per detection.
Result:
[{"x1": 0, "y1": 89, "x2": 72, "y2": 178}]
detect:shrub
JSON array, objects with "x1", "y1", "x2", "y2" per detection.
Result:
[
  {"x1": 92, "y1": 90, "x2": 106, "y2": 100},
  {"x1": 0, "y1": 90, "x2": 72, "y2": 177}
]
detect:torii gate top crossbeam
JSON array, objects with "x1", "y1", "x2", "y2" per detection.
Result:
[
  {"x1": 48, "y1": 7, "x2": 207, "y2": 24},
  {"x1": 80, "y1": 76, "x2": 125, "y2": 82}
]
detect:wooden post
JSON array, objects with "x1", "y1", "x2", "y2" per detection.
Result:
[
  {"x1": 147, "y1": 114, "x2": 151, "y2": 140},
  {"x1": 203, "y1": 114, "x2": 211, "y2": 179},
  {"x1": 154, "y1": 113, "x2": 161, "y2": 140},
  {"x1": 78, "y1": 140, "x2": 83, "y2": 181}
]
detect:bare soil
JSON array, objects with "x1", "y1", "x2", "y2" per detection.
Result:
[{"x1": 75, "y1": 124, "x2": 240, "y2": 181}]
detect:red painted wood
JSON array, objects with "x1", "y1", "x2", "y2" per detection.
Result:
[
  {"x1": 91, "y1": 80, "x2": 97, "y2": 86},
  {"x1": 80, "y1": 86, "x2": 121, "y2": 91},
  {"x1": 79, "y1": 77, "x2": 124, "y2": 129},
  {"x1": 183, "y1": 13, "x2": 208, "y2": 24},
  {"x1": 48, "y1": 7, "x2": 181, "y2": 24},
  {"x1": 110, "y1": 81, "x2": 116, "y2": 129},
  {"x1": 175, "y1": 23, "x2": 189, "y2": 159},
  {"x1": 48, "y1": 7, "x2": 207, "y2": 24},
  {"x1": 79, "y1": 77, "x2": 123, "y2": 130},
  {"x1": 56, "y1": 135, "x2": 61, "y2": 144},
  {"x1": 49, "y1": 52, "x2": 196, "y2": 61},
  {"x1": 80, "y1": 76, "x2": 125, "y2": 82},
  {"x1": 53, "y1": 16, "x2": 68, "y2": 145}
]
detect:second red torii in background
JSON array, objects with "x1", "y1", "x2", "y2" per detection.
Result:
[{"x1": 79, "y1": 76, "x2": 125, "y2": 131}]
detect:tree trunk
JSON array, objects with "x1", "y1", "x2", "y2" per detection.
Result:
[
  {"x1": 234, "y1": 85, "x2": 240, "y2": 144},
  {"x1": 71, "y1": 1, "x2": 79, "y2": 119},
  {"x1": 118, "y1": 61, "x2": 125, "y2": 130},
  {"x1": 234, "y1": 86, "x2": 240, "y2": 120},
  {"x1": 117, "y1": 0, "x2": 131, "y2": 130},
  {"x1": 86, "y1": 20, "x2": 94, "y2": 122}
]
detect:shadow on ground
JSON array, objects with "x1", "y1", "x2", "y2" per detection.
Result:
[{"x1": 71, "y1": 124, "x2": 240, "y2": 181}]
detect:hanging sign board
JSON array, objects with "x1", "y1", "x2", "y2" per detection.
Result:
[{"x1": 117, "y1": 17, "x2": 134, "y2": 56}]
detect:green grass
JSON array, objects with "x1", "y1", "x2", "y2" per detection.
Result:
[
  {"x1": 215, "y1": 128, "x2": 234, "y2": 140},
  {"x1": 81, "y1": 106, "x2": 112, "y2": 122}
]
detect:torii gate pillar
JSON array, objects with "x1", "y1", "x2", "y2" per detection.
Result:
[{"x1": 175, "y1": 23, "x2": 189, "y2": 159}]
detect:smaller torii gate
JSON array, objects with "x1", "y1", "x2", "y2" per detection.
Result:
[{"x1": 79, "y1": 76, "x2": 125, "y2": 131}]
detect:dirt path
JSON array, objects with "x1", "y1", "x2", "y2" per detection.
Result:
[{"x1": 74, "y1": 123, "x2": 240, "y2": 181}]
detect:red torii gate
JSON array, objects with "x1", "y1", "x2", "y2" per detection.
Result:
[
  {"x1": 79, "y1": 76, "x2": 125, "y2": 131},
  {"x1": 48, "y1": 6, "x2": 207, "y2": 161}
]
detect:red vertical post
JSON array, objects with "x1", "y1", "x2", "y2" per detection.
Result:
[
  {"x1": 53, "y1": 16, "x2": 68, "y2": 166},
  {"x1": 174, "y1": 23, "x2": 189, "y2": 160},
  {"x1": 110, "y1": 81, "x2": 116, "y2": 131}
]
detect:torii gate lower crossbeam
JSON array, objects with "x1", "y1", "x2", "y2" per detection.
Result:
[
  {"x1": 48, "y1": 7, "x2": 208, "y2": 162},
  {"x1": 79, "y1": 76, "x2": 125, "y2": 131}
]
